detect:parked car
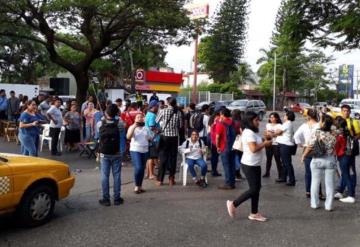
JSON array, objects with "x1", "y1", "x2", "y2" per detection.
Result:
[
  {"x1": 0, "y1": 153, "x2": 75, "y2": 227},
  {"x1": 218, "y1": 100, "x2": 233, "y2": 106},
  {"x1": 195, "y1": 101, "x2": 228, "y2": 113},
  {"x1": 227, "y1": 99, "x2": 266, "y2": 120},
  {"x1": 287, "y1": 102, "x2": 311, "y2": 113},
  {"x1": 313, "y1": 102, "x2": 328, "y2": 111},
  {"x1": 195, "y1": 101, "x2": 211, "y2": 110}
]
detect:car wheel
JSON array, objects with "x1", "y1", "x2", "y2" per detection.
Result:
[{"x1": 17, "y1": 185, "x2": 55, "y2": 227}]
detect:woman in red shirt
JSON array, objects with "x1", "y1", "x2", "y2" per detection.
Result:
[{"x1": 334, "y1": 117, "x2": 355, "y2": 201}]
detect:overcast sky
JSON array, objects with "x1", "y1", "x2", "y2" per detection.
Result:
[{"x1": 165, "y1": 0, "x2": 360, "y2": 79}]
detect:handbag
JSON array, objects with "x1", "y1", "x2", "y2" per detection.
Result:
[
  {"x1": 310, "y1": 130, "x2": 327, "y2": 157},
  {"x1": 232, "y1": 134, "x2": 243, "y2": 151}
]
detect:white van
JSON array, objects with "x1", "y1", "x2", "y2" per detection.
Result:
[{"x1": 339, "y1": 99, "x2": 360, "y2": 108}]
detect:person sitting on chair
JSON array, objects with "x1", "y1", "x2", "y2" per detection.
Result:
[{"x1": 181, "y1": 129, "x2": 208, "y2": 188}]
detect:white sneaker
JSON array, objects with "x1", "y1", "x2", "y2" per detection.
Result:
[
  {"x1": 334, "y1": 192, "x2": 343, "y2": 199},
  {"x1": 339, "y1": 196, "x2": 355, "y2": 203}
]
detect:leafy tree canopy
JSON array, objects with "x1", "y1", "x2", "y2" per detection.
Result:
[
  {"x1": 198, "y1": 0, "x2": 249, "y2": 83},
  {"x1": 0, "y1": 0, "x2": 192, "y2": 102}
]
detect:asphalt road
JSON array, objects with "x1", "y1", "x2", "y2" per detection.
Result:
[{"x1": 1, "y1": 113, "x2": 360, "y2": 247}]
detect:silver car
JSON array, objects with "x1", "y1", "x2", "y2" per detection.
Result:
[{"x1": 227, "y1": 99, "x2": 267, "y2": 120}]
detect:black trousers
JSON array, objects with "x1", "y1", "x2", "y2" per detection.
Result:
[
  {"x1": 157, "y1": 136, "x2": 178, "y2": 182},
  {"x1": 233, "y1": 165, "x2": 261, "y2": 214},
  {"x1": 265, "y1": 145, "x2": 282, "y2": 178},
  {"x1": 49, "y1": 127, "x2": 61, "y2": 155},
  {"x1": 0, "y1": 110, "x2": 6, "y2": 120}
]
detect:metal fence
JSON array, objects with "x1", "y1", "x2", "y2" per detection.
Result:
[{"x1": 179, "y1": 91, "x2": 234, "y2": 105}]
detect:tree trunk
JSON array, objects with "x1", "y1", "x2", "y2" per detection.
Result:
[{"x1": 73, "y1": 70, "x2": 89, "y2": 105}]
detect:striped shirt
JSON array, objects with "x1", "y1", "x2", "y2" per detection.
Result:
[{"x1": 156, "y1": 107, "x2": 182, "y2": 137}]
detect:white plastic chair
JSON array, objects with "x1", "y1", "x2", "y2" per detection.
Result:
[
  {"x1": 178, "y1": 146, "x2": 208, "y2": 186},
  {"x1": 39, "y1": 124, "x2": 52, "y2": 152},
  {"x1": 40, "y1": 125, "x2": 65, "y2": 152}
]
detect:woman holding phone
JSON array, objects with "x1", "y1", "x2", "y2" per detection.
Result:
[
  {"x1": 127, "y1": 113, "x2": 152, "y2": 194},
  {"x1": 18, "y1": 100, "x2": 43, "y2": 156}
]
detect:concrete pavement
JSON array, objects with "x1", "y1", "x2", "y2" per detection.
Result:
[{"x1": 1, "y1": 115, "x2": 360, "y2": 247}]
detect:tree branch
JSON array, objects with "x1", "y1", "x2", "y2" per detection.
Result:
[{"x1": 0, "y1": 32, "x2": 47, "y2": 46}]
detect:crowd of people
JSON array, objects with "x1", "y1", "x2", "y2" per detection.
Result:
[{"x1": 0, "y1": 88, "x2": 359, "y2": 222}]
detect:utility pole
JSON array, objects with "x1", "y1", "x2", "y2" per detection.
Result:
[
  {"x1": 356, "y1": 70, "x2": 359, "y2": 99},
  {"x1": 273, "y1": 52, "x2": 277, "y2": 111},
  {"x1": 191, "y1": 33, "x2": 199, "y2": 104}
]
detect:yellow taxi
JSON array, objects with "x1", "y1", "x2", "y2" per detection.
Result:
[{"x1": 0, "y1": 153, "x2": 75, "y2": 226}]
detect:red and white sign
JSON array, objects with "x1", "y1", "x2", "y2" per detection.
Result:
[
  {"x1": 135, "y1": 69, "x2": 145, "y2": 81},
  {"x1": 185, "y1": 3, "x2": 209, "y2": 20}
]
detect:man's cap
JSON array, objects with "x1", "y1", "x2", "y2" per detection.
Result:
[{"x1": 149, "y1": 100, "x2": 159, "y2": 109}]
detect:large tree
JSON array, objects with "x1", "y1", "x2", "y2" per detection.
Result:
[
  {"x1": 198, "y1": 0, "x2": 249, "y2": 83},
  {"x1": 293, "y1": 0, "x2": 360, "y2": 50},
  {"x1": 0, "y1": 0, "x2": 191, "y2": 103}
]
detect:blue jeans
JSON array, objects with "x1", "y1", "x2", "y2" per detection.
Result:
[
  {"x1": 120, "y1": 131, "x2": 126, "y2": 155},
  {"x1": 186, "y1": 158, "x2": 208, "y2": 178},
  {"x1": 210, "y1": 144, "x2": 219, "y2": 175},
  {"x1": 279, "y1": 144, "x2": 296, "y2": 184},
  {"x1": 19, "y1": 133, "x2": 38, "y2": 157},
  {"x1": 100, "y1": 155, "x2": 122, "y2": 201},
  {"x1": 130, "y1": 151, "x2": 148, "y2": 187},
  {"x1": 220, "y1": 150, "x2": 235, "y2": 187},
  {"x1": 337, "y1": 155, "x2": 356, "y2": 197},
  {"x1": 304, "y1": 156, "x2": 312, "y2": 193},
  {"x1": 234, "y1": 150, "x2": 242, "y2": 171},
  {"x1": 85, "y1": 125, "x2": 93, "y2": 141}
]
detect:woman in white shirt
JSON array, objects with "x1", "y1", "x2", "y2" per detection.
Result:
[
  {"x1": 181, "y1": 130, "x2": 208, "y2": 188},
  {"x1": 294, "y1": 108, "x2": 320, "y2": 197},
  {"x1": 275, "y1": 111, "x2": 296, "y2": 186},
  {"x1": 263, "y1": 112, "x2": 283, "y2": 179},
  {"x1": 127, "y1": 113, "x2": 151, "y2": 194},
  {"x1": 226, "y1": 112, "x2": 272, "y2": 222}
]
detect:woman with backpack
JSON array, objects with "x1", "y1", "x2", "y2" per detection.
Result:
[
  {"x1": 226, "y1": 112, "x2": 272, "y2": 221},
  {"x1": 127, "y1": 113, "x2": 152, "y2": 194},
  {"x1": 181, "y1": 129, "x2": 208, "y2": 188},
  {"x1": 302, "y1": 115, "x2": 336, "y2": 211},
  {"x1": 293, "y1": 109, "x2": 321, "y2": 198}
]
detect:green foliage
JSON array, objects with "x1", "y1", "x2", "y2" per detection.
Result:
[
  {"x1": 0, "y1": 24, "x2": 62, "y2": 83},
  {"x1": 0, "y1": 0, "x2": 192, "y2": 101},
  {"x1": 198, "y1": 0, "x2": 249, "y2": 83},
  {"x1": 257, "y1": 0, "x2": 333, "y2": 104},
  {"x1": 317, "y1": 89, "x2": 346, "y2": 104},
  {"x1": 293, "y1": 0, "x2": 360, "y2": 50}
]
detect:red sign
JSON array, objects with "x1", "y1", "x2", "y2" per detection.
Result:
[{"x1": 146, "y1": 71, "x2": 183, "y2": 85}]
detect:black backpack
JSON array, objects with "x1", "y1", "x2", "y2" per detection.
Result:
[
  {"x1": 190, "y1": 112, "x2": 204, "y2": 132},
  {"x1": 185, "y1": 139, "x2": 203, "y2": 149},
  {"x1": 99, "y1": 120, "x2": 120, "y2": 155}
]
